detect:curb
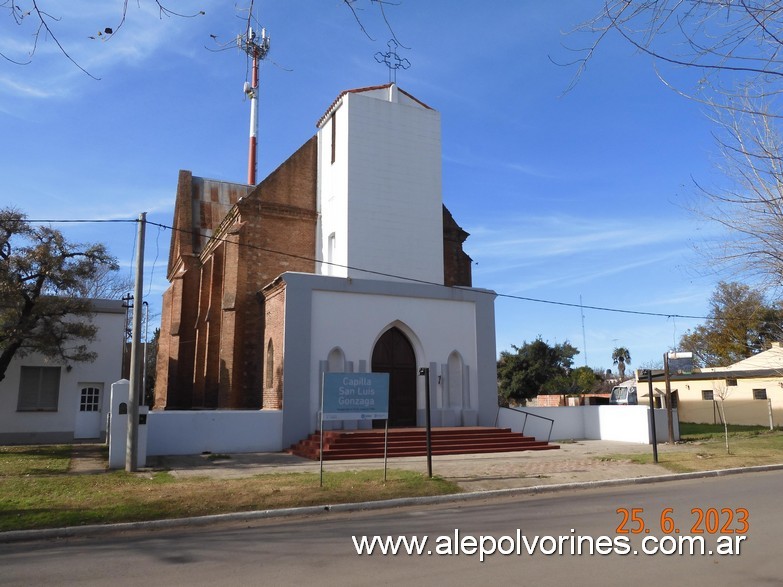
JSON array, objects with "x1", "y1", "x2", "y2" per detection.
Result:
[{"x1": 2, "y1": 463, "x2": 782, "y2": 544}]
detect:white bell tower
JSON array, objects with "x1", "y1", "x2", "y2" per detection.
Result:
[{"x1": 316, "y1": 84, "x2": 444, "y2": 284}]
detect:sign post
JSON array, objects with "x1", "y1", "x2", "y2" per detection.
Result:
[
  {"x1": 320, "y1": 372, "x2": 390, "y2": 486},
  {"x1": 419, "y1": 367, "x2": 433, "y2": 478},
  {"x1": 641, "y1": 369, "x2": 659, "y2": 464}
]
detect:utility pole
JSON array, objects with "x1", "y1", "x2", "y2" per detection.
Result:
[
  {"x1": 126, "y1": 212, "x2": 146, "y2": 472},
  {"x1": 238, "y1": 26, "x2": 270, "y2": 185},
  {"x1": 643, "y1": 369, "x2": 659, "y2": 464},
  {"x1": 663, "y1": 352, "x2": 675, "y2": 444}
]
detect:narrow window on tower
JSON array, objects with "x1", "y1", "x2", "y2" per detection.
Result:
[
  {"x1": 331, "y1": 111, "x2": 337, "y2": 164},
  {"x1": 327, "y1": 233, "x2": 336, "y2": 275}
]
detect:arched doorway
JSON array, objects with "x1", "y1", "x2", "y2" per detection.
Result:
[{"x1": 372, "y1": 327, "x2": 417, "y2": 427}]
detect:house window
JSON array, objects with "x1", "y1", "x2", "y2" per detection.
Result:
[
  {"x1": 701, "y1": 390, "x2": 714, "y2": 401},
  {"x1": 753, "y1": 389, "x2": 768, "y2": 400},
  {"x1": 726, "y1": 377, "x2": 738, "y2": 386},
  {"x1": 18, "y1": 366, "x2": 61, "y2": 411}
]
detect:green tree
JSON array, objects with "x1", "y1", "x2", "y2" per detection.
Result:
[
  {"x1": 611, "y1": 347, "x2": 631, "y2": 379},
  {"x1": 497, "y1": 337, "x2": 579, "y2": 403},
  {"x1": 678, "y1": 281, "x2": 783, "y2": 367},
  {"x1": 0, "y1": 209, "x2": 118, "y2": 383},
  {"x1": 541, "y1": 365, "x2": 601, "y2": 395},
  {"x1": 144, "y1": 327, "x2": 159, "y2": 406}
]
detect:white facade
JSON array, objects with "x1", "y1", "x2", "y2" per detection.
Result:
[
  {"x1": 316, "y1": 84, "x2": 444, "y2": 283},
  {"x1": 0, "y1": 299, "x2": 124, "y2": 443},
  {"x1": 273, "y1": 272, "x2": 498, "y2": 447},
  {"x1": 309, "y1": 290, "x2": 480, "y2": 426}
]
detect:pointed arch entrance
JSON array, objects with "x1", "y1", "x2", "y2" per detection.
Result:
[{"x1": 372, "y1": 327, "x2": 417, "y2": 427}]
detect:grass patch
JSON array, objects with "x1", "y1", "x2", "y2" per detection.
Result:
[
  {"x1": 602, "y1": 426, "x2": 783, "y2": 474},
  {"x1": 679, "y1": 422, "x2": 772, "y2": 440},
  {"x1": 601, "y1": 452, "x2": 693, "y2": 474},
  {"x1": 0, "y1": 445, "x2": 72, "y2": 476},
  {"x1": 0, "y1": 459, "x2": 459, "y2": 532}
]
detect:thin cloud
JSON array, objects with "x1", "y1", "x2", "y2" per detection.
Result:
[
  {"x1": 1, "y1": 2, "x2": 207, "y2": 99},
  {"x1": 443, "y1": 152, "x2": 561, "y2": 179},
  {"x1": 485, "y1": 250, "x2": 684, "y2": 294},
  {"x1": 0, "y1": 76, "x2": 60, "y2": 99},
  {"x1": 467, "y1": 215, "x2": 701, "y2": 261}
]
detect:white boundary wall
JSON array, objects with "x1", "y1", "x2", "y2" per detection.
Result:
[
  {"x1": 497, "y1": 406, "x2": 679, "y2": 444},
  {"x1": 145, "y1": 410, "x2": 284, "y2": 456},
  {"x1": 130, "y1": 406, "x2": 673, "y2": 461}
]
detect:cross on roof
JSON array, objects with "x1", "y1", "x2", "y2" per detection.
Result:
[{"x1": 374, "y1": 39, "x2": 411, "y2": 84}]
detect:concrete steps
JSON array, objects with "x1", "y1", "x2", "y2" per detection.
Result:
[{"x1": 288, "y1": 426, "x2": 559, "y2": 460}]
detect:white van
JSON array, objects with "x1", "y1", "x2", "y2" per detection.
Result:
[{"x1": 610, "y1": 385, "x2": 638, "y2": 405}]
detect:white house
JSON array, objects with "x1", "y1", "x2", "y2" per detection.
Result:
[{"x1": 0, "y1": 299, "x2": 125, "y2": 443}]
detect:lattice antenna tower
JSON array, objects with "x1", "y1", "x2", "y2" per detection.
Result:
[{"x1": 238, "y1": 25, "x2": 271, "y2": 185}]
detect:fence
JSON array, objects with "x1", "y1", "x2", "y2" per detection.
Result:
[{"x1": 678, "y1": 399, "x2": 776, "y2": 428}]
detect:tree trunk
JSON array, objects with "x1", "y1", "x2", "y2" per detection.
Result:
[{"x1": 0, "y1": 340, "x2": 23, "y2": 384}]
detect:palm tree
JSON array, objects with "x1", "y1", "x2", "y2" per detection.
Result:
[{"x1": 612, "y1": 347, "x2": 632, "y2": 379}]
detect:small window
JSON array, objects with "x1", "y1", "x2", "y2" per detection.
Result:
[
  {"x1": 701, "y1": 390, "x2": 714, "y2": 401},
  {"x1": 753, "y1": 389, "x2": 768, "y2": 400},
  {"x1": 327, "y1": 233, "x2": 336, "y2": 275},
  {"x1": 18, "y1": 366, "x2": 61, "y2": 411},
  {"x1": 330, "y1": 111, "x2": 337, "y2": 164},
  {"x1": 79, "y1": 387, "x2": 101, "y2": 412},
  {"x1": 265, "y1": 339, "x2": 274, "y2": 389},
  {"x1": 726, "y1": 377, "x2": 738, "y2": 386}
]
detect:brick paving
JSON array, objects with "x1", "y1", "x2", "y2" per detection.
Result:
[{"x1": 69, "y1": 439, "x2": 691, "y2": 490}]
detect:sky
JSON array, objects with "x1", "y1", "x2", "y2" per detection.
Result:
[{"x1": 1, "y1": 1, "x2": 735, "y2": 372}]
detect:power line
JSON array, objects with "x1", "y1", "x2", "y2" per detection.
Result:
[
  {"x1": 27, "y1": 218, "x2": 136, "y2": 224},
  {"x1": 146, "y1": 219, "x2": 709, "y2": 321},
  {"x1": 23, "y1": 216, "x2": 710, "y2": 321},
  {"x1": 494, "y1": 292, "x2": 705, "y2": 320}
]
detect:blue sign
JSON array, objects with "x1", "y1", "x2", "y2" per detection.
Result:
[{"x1": 322, "y1": 372, "x2": 390, "y2": 421}]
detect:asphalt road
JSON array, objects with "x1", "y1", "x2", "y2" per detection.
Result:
[{"x1": 1, "y1": 471, "x2": 781, "y2": 586}]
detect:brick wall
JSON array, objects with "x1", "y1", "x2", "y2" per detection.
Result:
[
  {"x1": 443, "y1": 205, "x2": 472, "y2": 287},
  {"x1": 261, "y1": 279, "x2": 287, "y2": 409},
  {"x1": 155, "y1": 137, "x2": 317, "y2": 411},
  {"x1": 156, "y1": 132, "x2": 476, "y2": 411},
  {"x1": 534, "y1": 394, "x2": 566, "y2": 407}
]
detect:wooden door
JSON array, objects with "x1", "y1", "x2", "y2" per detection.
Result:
[{"x1": 371, "y1": 327, "x2": 417, "y2": 427}]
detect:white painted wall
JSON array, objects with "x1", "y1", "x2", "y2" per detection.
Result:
[
  {"x1": 145, "y1": 410, "x2": 284, "y2": 456},
  {"x1": 0, "y1": 302, "x2": 124, "y2": 443},
  {"x1": 497, "y1": 406, "x2": 679, "y2": 444},
  {"x1": 316, "y1": 105, "x2": 349, "y2": 277},
  {"x1": 107, "y1": 379, "x2": 148, "y2": 469},
  {"x1": 308, "y1": 290, "x2": 479, "y2": 430},
  {"x1": 316, "y1": 85, "x2": 444, "y2": 283}
]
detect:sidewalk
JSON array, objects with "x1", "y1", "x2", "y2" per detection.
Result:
[{"x1": 112, "y1": 440, "x2": 690, "y2": 491}]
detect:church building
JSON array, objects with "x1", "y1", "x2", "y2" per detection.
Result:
[{"x1": 154, "y1": 83, "x2": 499, "y2": 447}]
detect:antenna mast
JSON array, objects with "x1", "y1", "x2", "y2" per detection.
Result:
[{"x1": 238, "y1": 26, "x2": 270, "y2": 185}]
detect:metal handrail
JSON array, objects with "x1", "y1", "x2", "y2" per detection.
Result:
[{"x1": 495, "y1": 405, "x2": 554, "y2": 444}]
